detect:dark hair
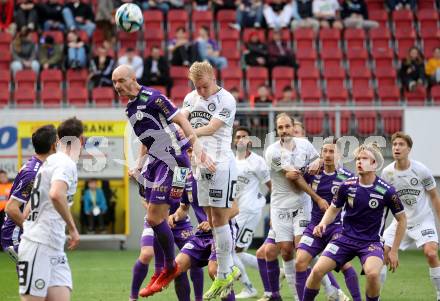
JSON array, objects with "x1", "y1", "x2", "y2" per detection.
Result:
[
  {"x1": 44, "y1": 35, "x2": 54, "y2": 45},
  {"x1": 57, "y1": 117, "x2": 84, "y2": 142},
  {"x1": 32, "y1": 125, "x2": 57, "y2": 154},
  {"x1": 235, "y1": 126, "x2": 251, "y2": 136},
  {"x1": 201, "y1": 25, "x2": 210, "y2": 34},
  {"x1": 391, "y1": 131, "x2": 413, "y2": 148},
  {"x1": 126, "y1": 47, "x2": 135, "y2": 52},
  {"x1": 0, "y1": 169, "x2": 7, "y2": 175},
  {"x1": 406, "y1": 46, "x2": 424, "y2": 64},
  {"x1": 176, "y1": 26, "x2": 186, "y2": 32},
  {"x1": 282, "y1": 86, "x2": 292, "y2": 92}
]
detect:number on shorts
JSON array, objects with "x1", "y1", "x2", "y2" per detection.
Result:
[
  {"x1": 238, "y1": 228, "x2": 253, "y2": 245},
  {"x1": 28, "y1": 173, "x2": 42, "y2": 221},
  {"x1": 17, "y1": 261, "x2": 29, "y2": 286},
  {"x1": 229, "y1": 180, "x2": 237, "y2": 201}
]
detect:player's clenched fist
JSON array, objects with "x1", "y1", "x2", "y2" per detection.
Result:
[{"x1": 313, "y1": 223, "x2": 327, "y2": 238}]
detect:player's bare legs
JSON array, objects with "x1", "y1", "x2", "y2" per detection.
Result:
[
  {"x1": 303, "y1": 256, "x2": 337, "y2": 300},
  {"x1": 46, "y1": 287, "x2": 71, "y2": 301},
  {"x1": 363, "y1": 256, "x2": 383, "y2": 301}
]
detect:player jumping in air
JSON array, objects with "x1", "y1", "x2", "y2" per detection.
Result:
[
  {"x1": 18, "y1": 117, "x2": 83, "y2": 301},
  {"x1": 381, "y1": 132, "x2": 440, "y2": 300},
  {"x1": 303, "y1": 144, "x2": 407, "y2": 301},
  {"x1": 112, "y1": 65, "x2": 214, "y2": 295}
]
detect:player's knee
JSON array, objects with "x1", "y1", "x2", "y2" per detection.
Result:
[
  {"x1": 280, "y1": 248, "x2": 294, "y2": 261},
  {"x1": 265, "y1": 245, "x2": 279, "y2": 261},
  {"x1": 424, "y1": 247, "x2": 439, "y2": 263},
  {"x1": 139, "y1": 249, "x2": 154, "y2": 264},
  {"x1": 365, "y1": 270, "x2": 380, "y2": 283},
  {"x1": 235, "y1": 247, "x2": 244, "y2": 253},
  {"x1": 310, "y1": 265, "x2": 326, "y2": 281},
  {"x1": 295, "y1": 256, "x2": 309, "y2": 272},
  {"x1": 146, "y1": 216, "x2": 161, "y2": 227},
  {"x1": 256, "y1": 246, "x2": 265, "y2": 259}
]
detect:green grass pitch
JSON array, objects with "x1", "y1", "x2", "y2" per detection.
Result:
[{"x1": 0, "y1": 250, "x2": 434, "y2": 300}]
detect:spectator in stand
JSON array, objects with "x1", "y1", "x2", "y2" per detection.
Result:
[
  {"x1": 168, "y1": 26, "x2": 198, "y2": 66},
  {"x1": 268, "y1": 30, "x2": 297, "y2": 69},
  {"x1": 141, "y1": 0, "x2": 170, "y2": 13},
  {"x1": 117, "y1": 47, "x2": 143, "y2": 80},
  {"x1": 212, "y1": 0, "x2": 236, "y2": 16},
  {"x1": 10, "y1": 28, "x2": 40, "y2": 76},
  {"x1": 140, "y1": 45, "x2": 171, "y2": 88},
  {"x1": 196, "y1": 25, "x2": 227, "y2": 70},
  {"x1": 399, "y1": 46, "x2": 426, "y2": 92},
  {"x1": 62, "y1": 0, "x2": 96, "y2": 38},
  {"x1": 387, "y1": 0, "x2": 416, "y2": 10},
  {"x1": 83, "y1": 178, "x2": 108, "y2": 233},
  {"x1": 230, "y1": 0, "x2": 264, "y2": 30},
  {"x1": 89, "y1": 45, "x2": 115, "y2": 88},
  {"x1": 230, "y1": 86, "x2": 244, "y2": 103},
  {"x1": 0, "y1": 0, "x2": 15, "y2": 34},
  {"x1": 293, "y1": 120, "x2": 305, "y2": 136},
  {"x1": 276, "y1": 85, "x2": 296, "y2": 106},
  {"x1": 95, "y1": 0, "x2": 115, "y2": 43},
  {"x1": 263, "y1": 0, "x2": 293, "y2": 29},
  {"x1": 38, "y1": 35, "x2": 63, "y2": 70},
  {"x1": 291, "y1": 0, "x2": 320, "y2": 31},
  {"x1": 15, "y1": 0, "x2": 38, "y2": 32},
  {"x1": 40, "y1": 0, "x2": 65, "y2": 31},
  {"x1": 253, "y1": 84, "x2": 273, "y2": 106},
  {"x1": 312, "y1": 0, "x2": 343, "y2": 29},
  {"x1": 244, "y1": 31, "x2": 268, "y2": 67},
  {"x1": 193, "y1": 0, "x2": 210, "y2": 11},
  {"x1": 340, "y1": 0, "x2": 378, "y2": 29},
  {"x1": 66, "y1": 30, "x2": 88, "y2": 69},
  {"x1": 426, "y1": 47, "x2": 440, "y2": 86},
  {"x1": 0, "y1": 169, "x2": 12, "y2": 243}
]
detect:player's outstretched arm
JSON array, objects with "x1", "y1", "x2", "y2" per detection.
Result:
[
  {"x1": 5, "y1": 199, "x2": 25, "y2": 228},
  {"x1": 169, "y1": 203, "x2": 191, "y2": 228},
  {"x1": 313, "y1": 205, "x2": 341, "y2": 237},
  {"x1": 427, "y1": 188, "x2": 440, "y2": 222},
  {"x1": 388, "y1": 212, "x2": 407, "y2": 273},
  {"x1": 49, "y1": 180, "x2": 80, "y2": 250}
]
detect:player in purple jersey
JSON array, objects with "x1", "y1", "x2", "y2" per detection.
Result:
[
  {"x1": 112, "y1": 65, "x2": 215, "y2": 293},
  {"x1": 295, "y1": 138, "x2": 360, "y2": 301},
  {"x1": 1, "y1": 125, "x2": 57, "y2": 263},
  {"x1": 302, "y1": 144, "x2": 407, "y2": 301}
]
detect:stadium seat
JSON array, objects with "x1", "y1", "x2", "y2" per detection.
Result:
[
  {"x1": 192, "y1": 10, "x2": 214, "y2": 34},
  {"x1": 303, "y1": 112, "x2": 325, "y2": 135},
  {"x1": 217, "y1": 9, "x2": 236, "y2": 30},
  {"x1": 296, "y1": 47, "x2": 318, "y2": 69},
  {"x1": 420, "y1": 28, "x2": 440, "y2": 55},
  {"x1": 0, "y1": 70, "x2": 10, "y2": 90},
  {"x1": 92, "y1": 28, "x2": 105, "y2": 46},
  {"x1": 143, "y1": 10, "x2": 164, "y2": 32},
  {"x1": 377, "y1": 85, "x2": 401, "y2": 105},
  {"x1": 405, "y1": 86, "x2": 427, "y2": 106},
  {"x1": 168, "y1": 10, "x2": 189, "y2": 38},
  {"x1": 323, "y1": 66, "x2": 345, "y2": 87},
  {"x1": 319, "y1": 28, "x2": 341, "y2": 49},
  {"x1": 326, "y1": 83, "x2": 349, "y2": 105},
  {"x1": 369, "y1": 28, "x2": 391, "y2": 50},
  {"x1": 328, "y1": 111, "x2": 351, "y2": 135},
  {"x1": 371, "y1": 48, "x2": 394, "y2": 68},
  {"x1": 418, "y1": 0, "x2": 436, "y2": 9},
  {"x1": 366, "y1": 0, "x2": 385, "y2": 11},
  {"x1": 67, "y1": 69, "x2": 88, "y2": 88},
  {"x1": 219, "y1": 29, "x2": 240, "y2": 51},
  {"x1": 297, "y1": 67, "x2": 320, "y2": 83},
  {"x1": 321, "y1": 48, "x2": 343, "y2": 68},
  {"x1": 41, "y1": 31, "x2": 64, "y2": 44},
  {"x1": 368, "y1": 10, "x2": 388, "y2": 28},
  {"x1": 381, "y1": 110, "x2": 403, "y2": 136},
  {"x1": 143, "y1": 30, "x2": 165, "y2": 49},
  {"x1": 392, "y1": 9, "x2": 414, "y2": 29},
  {"x1": 418, "y1": 9, "x2": 439, "y2": 30},
  {"x1": 40, "y1": 69, "x2": 63, "y2": 89},
  {"x1": 354, "y1": 111, "x2": 377, "y2": 136},
  {"x1": 0, "y1": 51, "x2": 11, "y2": 70},
  {"x1": 117, "y1": 30, "x2": 139, "y2": 49},
  {"x1": 394, "y1": 27, "x2": 417, "y2": 54},
  {"x1": 0, "y1": 31, "x2": 12, "y2": 46},
  {"x1": 243, "y1": 28, "x2": 266, "y2": 43},
  {"x1": 170, "y1": 66, "x2": 190, "y2": 87},
  {"x1": 41, "y1": 87, "x2": 63, "y2": 107},
  {"x1": 375, "y1": 66, "x2": 398, "y2": 87},
  {"x1": 300, "y1": 81, "x2": 322, "y2": 105},
  {"x1": 170, "y1": 85, "x2": 191, "y2": 106},
  {"x1": 431, "y1": 86, "x2": 440, "y2": 104},
  {"x1": 0, "y1": 88, "x2": 8, "y2": 107},
  {"x1": 15, "y1": 70, "x2": 36, "y2": 90},
  {"x1": 272, "y1": 66, "x2": 294, "y2": 96},
  {"x1": 92, "y1": 87, "x2": 115, "y2": 107},
  {"x1": 351, "y1": 85, "x2": 375, "y2": 104},
  {"x1": 344, "y1": 28, "x2": 366, "y2": 49},
  {"x1": 293, "y1": 28, "x2": 316, "y2": 50},
  {"x1": 268, "y1": 29, "x2": 291, "y2": 43},
  {"x1": 222, "y1": 66, "x2": 243, "y2": 91},
  {"x1": 246, "y1": 66, "x2": 269, "y2": 94},
  {"x1": 150, "y1": 85, "x2": 167, "y2": 96},
  {"x1": 220, "y1": 48, "x2": 240, "y2": 67},
  {"x1": 14, "y1": 87, "x2": 36, "y2": 107},
  {"x1": 67, "y1": 87, "x2": 89, "y2": 107}
]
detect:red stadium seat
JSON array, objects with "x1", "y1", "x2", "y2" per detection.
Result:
[
  {"x1": 0, "y1": 70, "x2": 10, "y2": 89},
  {"x1": 418, "y1": 9, "x2": 439, "y2": 30},
  {"x1": 67, "y1": 87, "x2": 89, "y2": 107},
  {"x1": 243, "y1": 28, "x2": 265, "y2": 43},
  {"x1": 368, "y1": 10, "x2": 388, "y2": 28},
  {"x1": 0, "y1": 51, "x2": 11, "y2": 70},
  {"x1": 296, "y1": 48, "x2": 318, "y2": 69},
  {"x1": 431, "y1": 86, "x2": 440, "y2": 104},
  {"x1": 300, "y1": 81, "x2": 322, "y2": 105},
  {"x1": 15, "y1": 70, "x2": 36, "y2": 90},
  {"x1": 344, "y1": 28, "x2": 366, "y2": 49},
  {"x1": 349, "y1": 66, "x2": 372, "y2": 88},
  {"x1": 170, "y1": 66, "x2": 190, "y2": 87},
  {"x1": 381, "y1": 111, "x2": 403, "y2": 136},
  {"x1": 192, "y1": 10, "x2": 214, "y2": 34},
  {"x1": 41, "y1": 87, "x2": 63, "y2": 107},
  {"x1": 297, "y1": 67, "x2": 319, "y2": 81},
  {"x1": 351, "y1": 85, "x2": 375, "y2": 104},
  {"x1": 293, "y1": 28, "x2": 316, "y2": 50},
  {"x1": 143, "y1": 30, "x2": 165, "y2": 49},
  {"x1": 321, "y1": 48, "x2": 343, "y2": 69},
  {"x1": 268, "y1": 29, "x2": 291, "y2": 43},
  {"x1": 354, "y1": 111, "x2": 377, "y2": 135},
  {"x1": 40, "y1": 69, "x2": 63, "y2": 89},
  {"x1": 375, "y1": 66, "x2": 397, "y2": 87},
  {"x1": 222, "y1": 66, "x2": 243, "y2": 91},
  {"x1": 418, "y1": 0, "x2": 436, "y2": 9},
  {"x1": 0, "y1": 89, "x2": 9, "y2": 107},
  {"x1": 328, "y1": 111, "x2": 351, "y2": 135},
  {"x1": 217, "y1": 9, "x2": 236, "y2": 29},
  {"x1": 377, "y1": 85, "x2": 401, "y2": 104},
  {"x1": 371, "y1": 48, "x2": 394, "y2": 68},
  {"x1": 143, "y1": 10, "x2": 164, "y2": 32},
  {"x1": 246, "y1": 66, "x2": 269, "y2": 95},
  {"x1": 319, "y1": 28, "x2": 341, "y2": 49},
  {"x1": 369, "y1": 28, "x2": 391, "y2": 50},
  {"x1": 219, "y1": 29, "x2": 240, "y2": 51},
  {"x1": 220, "y1": 48, "x2": 240, "y2": 67},
  {"x1": 67, "y1": 69, "x2": 88, "y2": 88},
  {"x1": 41, "y1": 31, "x2": 64, "y2": 44},
  {"x1": 326, "y1": 83, "x2": 349, "y2": 105},
  {"x1": 14, "y1": 87, "x2": 36, "y2": 107},
  {"x1": 405, "y1": 86, "x2": 427, "y2": 105},
  {"x1": 272, "y1": 66, "x2": 294, "y2": 95},
  {"x1": 117, "y1": 30, "x2": 139, "y2": 49},
  {"x1": 323, "y1": 66, "x2": 345, "y2": 87},
  {"x1": 168, "y1": 10, "x2": 189, "y2": 39},
  {"x1": 170, "y1": 85, "x2": 191, "y2": 106},
  {"x1": 303, "y1": 112, "x2": 325, "y2": 135},
  {"x1": 92, "y1": 87, "x2": 115, "y2": 107},
  {"x1": 394, "y1": 27, "x2": 417, "y2": 53},
  {"x1": 150, "y1": 86, "x2": 167, "y2": 96},
  {"x1": 392, "y1": 9, "x2": 414, "y2": 29},
  {"x1": 366, "y1": 0, "x2": 385, "y2": 10}
]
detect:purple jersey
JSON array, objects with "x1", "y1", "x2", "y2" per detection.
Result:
[
  {"x1": 1, "y1": 156, "x2": 42, "y2": 249},
  {"x1": 333, "y1": 176, "x2": 404, "y2": 242},
  {"x1": 305, "y1": 168, "x2": 353, "y2": 225},
  {"x1": 126, "y1": 86, "x2": 190, "y2": 158}
]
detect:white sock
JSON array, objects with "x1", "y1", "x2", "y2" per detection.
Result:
[
  {"x1": 429, "y1": 266, "x2": 440, "y2": 299},
  {"x1": 237, "y1": 252, "x2": 258, "y2": 269},
  {"x1": 380, "y1": 265, "x2": 387, "y2": 286},
  {"x1": 283, "y1": 259, "x2": 299, "y2": 301},
  {"x1": 232, "y1": 251, "x2": 253, "y2": 287},
  {"x1": 214, "y1": 225, "x2": 234, "y2": 279},
  {"x1": 321, "y1": 274, "x2": 338, "y2": 297}
]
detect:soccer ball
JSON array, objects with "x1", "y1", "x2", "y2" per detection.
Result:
[{"x1": 115, "y1": 3, "x2": 143, "y2": 33}]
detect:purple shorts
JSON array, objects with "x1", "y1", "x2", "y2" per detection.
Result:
[
  {"x1": 298, "y1": 222, "x2": 342, "y2": 258},
  {"x1": 172, "y1": 225, "x2": 194, "y2": 250},
  {"x1": 181, "y1": 232, "x2": 214, "y2": 268},
  {"x1": 142, "y1": 153, "x2": 191, "y2": 205},
  {"x1": 322, "y1": 234, "x2": 384, "y2": 271},
  {"x1": 1, "y1": 238, "x2": 18, "y2": 253}
]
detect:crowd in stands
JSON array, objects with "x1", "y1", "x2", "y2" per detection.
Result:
[{"x1": 0, "y1": 0, "x2": 439, "y2": 110}]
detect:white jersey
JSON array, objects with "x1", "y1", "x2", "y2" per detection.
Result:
[
  {"x1": 22, "y1": 152, "x2": 78, "y2": 251},
  {"x1": 265, "y1": 138, "x2": 319, "y2": 209},
  {"x1": 235, "y1": 152, "x2": 271, "y2": 213},
  {"x1": 182, "y1": 88, "x2": 236, "y2": 162},
  {"x1": 381, "y1": 160, "x2": 436, "y2": 226}
]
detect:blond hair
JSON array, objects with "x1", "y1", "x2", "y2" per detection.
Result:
[
  {"x1": 354, "y1": 143, "x2": 384, "y2": 170},
  {"x1": 188, "y1": 61, "x2": 215, "y2": 82}
]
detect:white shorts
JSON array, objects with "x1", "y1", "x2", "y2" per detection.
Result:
[
  {"x1": 197, "y1": 159, "x2": 238, "y2": 208},
  {"x1": 383, "y1": 218, "x2": 439, "y2": 250},
  {"x1": 271, "y1": 206, "x2": 311, "y2": 243},
  {"x1": 18, "y1": 239, "x2": 72, "y2": 297},
  {"x1": 235, "y1": 211, "x2": 262, "y2": 250}
]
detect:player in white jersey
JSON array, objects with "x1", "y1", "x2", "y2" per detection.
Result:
[
  {"x1": 181, "y1": 61, "x2": 239, "y2": 299},
  {"x1": 18, "y1": 118, "x2": 83, "y2": 301},
  {"x1": 381, "y1": 132, "x2": 440, "y2": 299},
  {"x1": 231, "y1": 127, "x2": 272, "y2": 299},
  {"x1": 264, "y1": 113, "x2": 327, "y2": 300}
]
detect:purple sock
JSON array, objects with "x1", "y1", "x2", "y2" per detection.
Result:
[
  {"x1": 153, "y1": 236, "x2": 165, "y2": 274},
  {"x1": 221, "y1": 290, "x2": 235, "y2": 301},
  {"x1": 266, "y1": 259, "x2": 280, "y2": 295},
  {"x1": 174, "y1": 272, "x2": 191, "y2": 301},
  {"x1": 190, "y1": 266, "x2": 204, "y2": 300},
  {"x1": 257, "y1": 258, "x2": 270, "y2": 292},
  {"x1": 130, "y1": 260, "x2": 149, "y2": 299},
  {"x1": 366, "y1": 295, "x2": 379, "y2": 301},
  {"x1": 343, "y1": 267, "x2": 361, "y2": 301},
  {"x1": 152, "y1": 220, "x2": 175, "y2": 269},
  {"x1": 303, "y1": 287, "x2": 319, "y2": 301},
  {"x1": 296, "y1": 270, "x2": 308, "y2": 301},
  {"x1": 327, "y1": 271, "x2": 340, "y2": 289}
]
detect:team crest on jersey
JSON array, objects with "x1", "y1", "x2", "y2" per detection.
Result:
[
  {"x1": 410, "y1": 178, "x2": 419, "y2": 186},
  {"x1": 136, "y1": 111, "x2": 143, "y2": 120},
  {"x1": 208, "y1": 103, "x2": 216, "y2": 111},
  {"x1": 331, "y1": 185, "x2": 339, "y2": 195},
  {"x1": 369, "y1": 198, "x2": 379, "y2": 209}
]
